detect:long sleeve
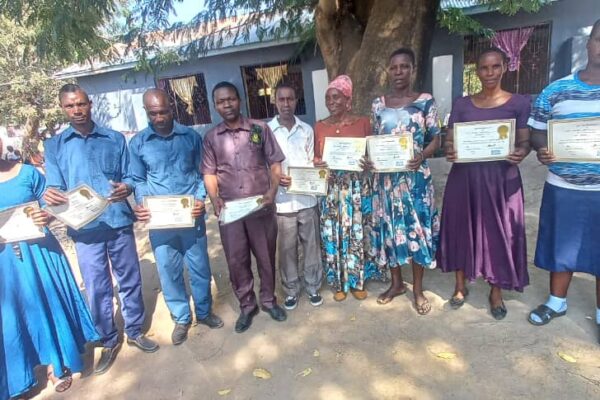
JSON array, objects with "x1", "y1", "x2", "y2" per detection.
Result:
[
  {"x1": 128, "y1": 136, "x2": 150, "y2": 205},
  {"x1": 193, "y1": 134, "x2": 207, "y2": 200},
  {"x1": 43, "y1": 138, "x2": 67, "y2": 191}
]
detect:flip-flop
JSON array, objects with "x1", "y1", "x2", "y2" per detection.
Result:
[
  {"x1": 376, "y1": 287, "x2": 407, "y2": 305},
  {"x1": 415, "y1": 298, "x2": 431, "y2": 315},
  {"x1": 527, "y1": 304, "x2": 566, "y2": 326},
  {"x1": 48, "y1": 373, "x2": 72, "y2": 393},
  {"x1": 490, "y1": 300, "x2": 507, "y2": 320},
  {"x1": 449, "y1": 289, "x2": 469, "y2": 309}
]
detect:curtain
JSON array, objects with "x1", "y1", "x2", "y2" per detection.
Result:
[
  {"x1": 256, "y1": 64, "x2": 288, "y2": 103},
  {"x1": 169, "y1": 76, "x2": 197, "y2": 115},
  {"x1": 491, "y1": 27, "x2": 534, "y2": 72}
]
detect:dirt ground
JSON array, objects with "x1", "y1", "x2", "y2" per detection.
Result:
[{"x1": 33, "y1": 155, "x2": 600, "y2": 400}]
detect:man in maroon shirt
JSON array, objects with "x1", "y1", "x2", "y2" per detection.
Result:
[{"x1": 202, "y1": 81, "x2": 287, "y2": 333}]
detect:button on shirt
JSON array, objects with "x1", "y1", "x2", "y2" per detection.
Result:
[
  {"x1": 201, "y1": 117, "x2": 285, "y2": 201},
  {"x1": 128, "y1": 122, "x2": 207, "y2": 205},
  {"x1": 44, "y1": 122, "x2": 135, "y2": 234},
  {"x1": 268, "y1": 116, "x2": 317, "y2": 213}
]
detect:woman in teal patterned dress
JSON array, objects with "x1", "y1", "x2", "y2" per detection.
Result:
[{"x1": 367, "y1": 48, "x2": 440, "y2": 314}]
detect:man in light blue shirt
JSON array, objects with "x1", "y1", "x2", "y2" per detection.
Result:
[
  {"x1": 130, "y1": 89, "x2": 223, "y2": 345},
  {"x1": 43, "y1": 84, "x2": 158, "y2": 375}
]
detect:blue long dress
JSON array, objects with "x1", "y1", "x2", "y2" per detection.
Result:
[{"x1": 0, "y1": 164, "x2": 98, "y2": 400}]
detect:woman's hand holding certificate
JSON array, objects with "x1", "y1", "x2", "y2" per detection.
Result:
[
  {"x1": 548, "y1": 117, "x2": 600, "y2": 162},
  {"x1": 453, "y1": 119, "x2": 515, "y2": 162},
  {"x1": 322, "y1": 137, "x2": 367, "y2": 171},
  {"x1": 45, "y1": 184, "x2": 108, "y2": 230},
  {"x1": 0, "y1": 201, "x2": 45, "y2": 243}
]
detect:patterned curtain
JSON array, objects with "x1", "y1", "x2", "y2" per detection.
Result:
[
  {"x1": 169, "y1": 76, "x2": 197, "y2": 115},
  {"x1": 492, "y1": 27, "x2": 534, "y2": 72},
  {"x1": 256, "y1": 65, "x2": 288, "y2": 103}
]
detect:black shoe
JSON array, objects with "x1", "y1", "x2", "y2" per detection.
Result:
[
  {"x1": 235, "y1": 308, "x2": 259, "y2": 333},
  {"x1": 284, "y1": 296, "x2": 298, "y2": 310},
  {"x1": 197, "y1": 313, "x2": 224, "y2": 329},
  {"x1": 126, "y1": 334, "x2": 159, "y2": 353},
  {"x1": 171, "y1": 323, "x2": 191, "y2": 345},
  {"x1": 261, "y1": 304, "x2": 287, "y2": 322},
  {"x1": 309, "y1": 293, "x2": 323, "y2": 307},
  {"x1": 94, "y1": 343, "x2": 121, "y2": 375},
  {"x1": 490, "y1": 301, "x2": 507, "y2": 320}
]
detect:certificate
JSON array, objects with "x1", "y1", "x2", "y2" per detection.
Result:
[
  {"x1": 0, "y1": 201, "x2": 45, "y2": 243},
  {"x1": 143, "y1": 195, "x2": 195, "y2": 229},
  {"x1": 45, "y1": 184, "x2": 108, "y2": 230},
  {"x1": 322, "y1": 137, "x2": 367, "y2": 171},
  {"x1": 287, "y1": 167, "x2": 329, "y2": 196},
  {"x1": 219, "y1": 195, "x2": 264, "y2": 225},
  {"x1": 453, "y1": 119, "x2": 515, "y2": 162},
  {"x1": 548, "y1": 117, "x2": 600, "y2": 162},
  {"x1": 366, "y1": 135, "x2": 414, "y2": 172}
]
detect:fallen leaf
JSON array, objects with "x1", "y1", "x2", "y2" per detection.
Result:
[
  {"x1": 350, "y1": 315, "x2": 356, "y2": 321},
  {"x1": 313, "y1": 349, "x2": 320, "y2": 357},
  {"x1": 217, "y1": 389, "x2": 232, "y2": 396},
  {"x1": 558, "y1": 352, "x2": 577, "y2": 363},
  {"x1": 296, "y1": 367, "x2": 313, "y2": 377},
  {"x1": 435, "y1": 352, "x2": 457, "y2": 360},
  {"x1": 253, "y1": 368, "x2": 272, "y2": 379}
]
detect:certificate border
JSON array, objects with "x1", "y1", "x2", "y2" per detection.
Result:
[
  {"x1": 366, "y1": 134, "x2": 414, "y2": 172},
  {"x1": 322, "y1": 136, "x2": 367, "y2": 172},
  {"x1": 142, "y1": 194, "x2": 196, "y2": 230},
  {"x1": 453, "y1": 119, "x2": 516, "y2": 163},
  {"x1": 286, "y1": 166, "x2": 329, "y2": 196},
  {"x1": 0, "y1": 201, "x2": 46, "y2": 243},
  {"x1": 548, "y1": 117, "x2": 600, "y2": 163},
  {"x1": 45, "y1": 184, "x2": 109, "y2": 230}
]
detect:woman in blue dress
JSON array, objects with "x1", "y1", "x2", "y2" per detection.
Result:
[
  {"x1": 0, "y1": 136, "x2": 98, "y2": 399},
  {"x1": 366, "y1": 48, "x2": 440, "y2": 315}
]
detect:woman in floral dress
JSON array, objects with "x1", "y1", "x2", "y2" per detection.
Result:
[
  {"x1": 367, "y1": 48, "x2": 440, "y2": 315},
  {"x1": 314, "y1": 75, "x2": 384, "y2": 301}
]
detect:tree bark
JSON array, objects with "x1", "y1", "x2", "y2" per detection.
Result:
[{"x1": 315, "y1": 0, "x2": 440, "y2": 115}]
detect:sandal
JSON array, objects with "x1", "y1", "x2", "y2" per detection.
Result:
[
  {"x1": 48, "y1": 371, "x2": 72, "y2": 393},
  {"x1": 376, "y1": 287, "x2": 407, "y2": 305},
  {"x1": 415, "y1": 298, "x2": 431, "y2": 315},
  {"x1": 333, "y1": 291, "x2": 347, "y2": 302},
  {"x1": 490, "y1": 301, "x2": 507, "y2": 320},
  {"x1": 350, "y1": 288, "x2": 367, "y2": 301},
  {"x1": 449, "y1": 288, "x2": 469, "y2": 309},
  {"x1": 527, "y1": 304, "x2": 566, "y2": 326}
]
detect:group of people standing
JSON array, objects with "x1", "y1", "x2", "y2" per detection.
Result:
[{"x1": 2, "y1": 18, "x2": 600, "y2": 400}]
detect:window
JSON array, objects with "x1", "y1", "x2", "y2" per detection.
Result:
[
  {"x1": 463, "y1": 23, "x2": 551, "y2": 95},
  {"x1": 157, "y1": 73, "x2": 211, "y2": 125},
  {"x1": 241, "y1": 61, "x2": 306, "y2": 119}
]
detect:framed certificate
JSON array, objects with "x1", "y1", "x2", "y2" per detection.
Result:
[
  {"x1": 45, "y1": 184, "x2": 109, "y2": 230},
  {"x1": 143, "y1": 195, "x2": 195, "y2": 230},
  {"x1": 453, "y1": 119, "x2": 515, "y2": 163},
  {"x1": 322, "y1": 137, "x2": 367, "y2": 171},
  {"x1": 287, "y1": 167, "x2": 329, "y2": 196},
  {"x1": 0, "y1": 201, "x2": 45, "y2": 243},
  {"x1": 366, "y1": 134, "x2": 414, "y2": 172},
  {"x1": 219, "y1": 195, "x2": 264, "y2": 225},
  {"x1": 548, "y1": 117, "x2": 600, "y2": 162}
]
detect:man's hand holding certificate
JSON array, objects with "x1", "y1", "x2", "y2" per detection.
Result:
[
  {"x1": 0, "y1": 201, "x2": 45, "y2": 243},
  {"x1": 141, "y1": 195, "x2": 196, "y2": 229},
  {"x1": 367, "y1": 135, "x2": 414, "y2": 172},
  {"x1": 453, "y1": 119, "x2": 515, "y2": 162},
  {"x1": 322, "y1": 137, "x2": 367, "y2": 171},
  {"x1": 45, "y1": 184, "x2": 108, "y2": 230},
  {"x1": 548, "y1": 117, "x2": 600, "y2": 162},
  {"x1": 219, "y1": 195, "x2": 264, "y2": 225}
]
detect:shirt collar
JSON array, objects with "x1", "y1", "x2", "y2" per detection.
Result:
[
  {"x1": 270, "y1": 115, "x2": 302, "y2": 134},
  {"x1": 146, "y1": 121, "x2": 188, "y2": 139},
  {"x1": 63, "y1": 121, "x2": 109, "y2": 141},
  {"x1": 216, "y1": 116, "x2": 252, "y2": 135}
]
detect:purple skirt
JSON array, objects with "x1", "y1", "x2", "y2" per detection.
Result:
[{"x1": 437, "y1": 161, "x2": 529, "y2": 291}]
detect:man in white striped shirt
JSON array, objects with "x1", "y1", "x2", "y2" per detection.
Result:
[{"x1": 268, "y1": 82, "x2": 323, "y2": 310}]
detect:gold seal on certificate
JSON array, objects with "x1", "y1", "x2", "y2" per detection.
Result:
[
  {"x1": 366, "y1": 135, "x2": 414, "y2": 172},
  {"x1": 219, "y1": 195, "x2": 264, "y2": 225},
  {"x1": 453, "y1": 119, "x2": 515, "y2": 162},
  {"x1": 322, "y1": 137, "x2": 367, "y2": 171},
  {"x1": 0, "y1": 201, "x2": 45, "y2": 243},
  {"x1": 45, "y1": 184, "x2": 109, "y2": 230},
  {"x1": 548, "y1": 117, "x2": 600, "y2": 162},
  {"x1": 287, "y1": 166, "x2": 329, "y2": 195},
  {"x1": 143, "y1": 195, "x2": 195, "y2": 229}
]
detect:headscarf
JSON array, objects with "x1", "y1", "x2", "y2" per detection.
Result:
[
  {"x1": 327, "y1": 74, "x2": 353, "y2": 100},
  {"x1": 0, "y1": 129, "x2": 24, "y2": 162}
]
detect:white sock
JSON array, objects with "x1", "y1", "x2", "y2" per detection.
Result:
[{"x1": 529, "y1": 295, "x2": 567, "y2": 324}]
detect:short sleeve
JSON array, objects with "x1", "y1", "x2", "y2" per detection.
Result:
[
  {"x1": 262, "y1": 124, "x2": 285, "y2": 165},
  {"x1": 424, "y1": 97, "x2": 441, "y2": 143},
  {"x1": 29, "y1": 166, "x2": 47, "y2": 201},
  {"x1": 447, "y1": 96, "x2": 466, "y2": 128},
  {"x1": 313, "y1": 122, "x2": 324, "y2": 160},
  {"x1": 528, "y1": 86, "x2": 552, "y2": 131},
  {"x1": 371, "y1": 97, "x2": 382, "y2": 135},
  {"x1": 515, "y1": 95, "x2": 532, "y2": 129},
  {"x1": 201, "y1": 133, "x2": 217, "y2": 175}
]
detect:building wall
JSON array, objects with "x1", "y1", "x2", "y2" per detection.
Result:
[
  {"x1": 426, "y1": 0, "x2": 598, "y2": 101},
  {"x1": 77, "y1": 43, "x2": 325, "y2": 134}
]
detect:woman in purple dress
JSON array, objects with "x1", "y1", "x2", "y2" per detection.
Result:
[{"x1": 438, "y1": 47, "x2": 531, "y2": 319}]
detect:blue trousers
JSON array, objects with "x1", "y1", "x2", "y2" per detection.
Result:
[
  {"x1": 149, "y1": 224, "x2": 212, "y2": 324},
  {"x1": 74, "y1": 226, "x2": 145, "y2": 348}
]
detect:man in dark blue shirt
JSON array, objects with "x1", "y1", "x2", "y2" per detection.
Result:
[
  {"x1": 130, "y1": 89, "x2": 223, "y2": 345},
  {"x1": 43, "y1": 84, "x2": 158, "y2": 375}
]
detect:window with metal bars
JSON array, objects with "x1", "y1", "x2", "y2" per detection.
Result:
[
  {"x1": 240, "y1": 61, "x2": 306, "y2": 120},
  {"x1": 157, "y1": 73, "x2": 212, "y2": 125},
  {"x1": 463, "y1": 22, "x2": 552, "y2": 95}
]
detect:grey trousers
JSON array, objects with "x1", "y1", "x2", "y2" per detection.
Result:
[{"x1": 276, "y1": 206, "x2": 323, "y2": 297}]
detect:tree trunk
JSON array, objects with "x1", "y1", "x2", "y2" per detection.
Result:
[{"x1": 315, "y1": 0, "x2": 440, "y2": 115}]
